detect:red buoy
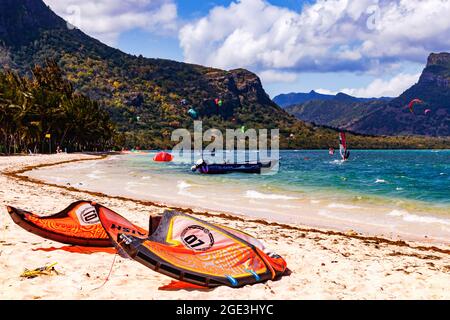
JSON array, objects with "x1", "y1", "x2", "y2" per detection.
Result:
[{"x1": 153, "y1": 152, "x2": 173, "y2": 162}]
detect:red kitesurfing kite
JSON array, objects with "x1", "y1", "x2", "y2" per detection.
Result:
[{"x1": 408, "y1": 99, "x2": 423, "y2": 114}]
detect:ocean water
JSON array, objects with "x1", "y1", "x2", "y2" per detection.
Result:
[{"x1": 28, "y1": 150, "x2": 450, "y2": 243}]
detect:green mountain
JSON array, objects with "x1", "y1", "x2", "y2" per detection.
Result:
[
  {"x1": 0, "y1": 0, "x2": 318, "y2": 149},
  {"x1": 348, "y1": 53, "x2": 450, "y2": 136},
  {"x1": 286, "y1": 53, "x2": 450, "y2": 137},
  {"x1": 1, "y1": 0, "x2": 449, "y2": 150},
  {"x1": 286, "y1": 99, "x2": 386, "y2": 129}
]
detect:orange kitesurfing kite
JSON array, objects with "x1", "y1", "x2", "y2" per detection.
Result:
[
  {"x1": 7, "y1": 201, "x2": 287, "y2": 288},
  {"x1": 100, "y1": 208, "x2": 287, "y2": 288},
  {"x1": 6, "y1": 201, "x2": 147, "y2": 247}
]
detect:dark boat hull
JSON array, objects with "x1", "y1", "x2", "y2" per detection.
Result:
[{"x1": 197, "y1": 162, "x2": 272, "y2": 174}]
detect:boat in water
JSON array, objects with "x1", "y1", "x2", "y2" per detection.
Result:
[{"x1": 191, "y1": 159, "x2": 273, "y2": 174}]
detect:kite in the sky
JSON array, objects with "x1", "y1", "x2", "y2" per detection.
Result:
[{"x1": 408, "y1": 98, "x2": 423, "y2": 114}]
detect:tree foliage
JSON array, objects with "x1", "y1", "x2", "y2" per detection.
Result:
[{"x1": 0, "y1": 61, "x2": 115, "y2": 154}]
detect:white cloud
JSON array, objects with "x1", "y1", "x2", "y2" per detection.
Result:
[
  {"x1": 258, "y1": 70, "x2": 298, "y2": 83},
  {"x1": 43, "y1": 0, "x2": 178, "y2": 45},
  {"x1": 179, "y1": 0, "x2": 450, "y2": 74},
  {"x1": 316, "y1": 72, "x2": 421, "y2": 98},
  {"x1": 315, "y1": 88, "x2": 338, "y2": 95}
]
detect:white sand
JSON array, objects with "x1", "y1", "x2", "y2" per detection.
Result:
[{"x1": 0, "y1": 154, "x2": 449, "y2": 300}]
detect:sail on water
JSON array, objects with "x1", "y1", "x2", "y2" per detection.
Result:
[{"x1": 339, "y1": 132, "x2": 350, "y2": 161}]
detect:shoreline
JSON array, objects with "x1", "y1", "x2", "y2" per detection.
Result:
[
  {"x1": 19, "y1": 153, "x2": 450, "y2": 251},
  {"x1": 1, "y1": 153, "x2": 449, "y2": 299},
  {"x1": 9, "y1": 154, "x2": 450, "y2": 254}
]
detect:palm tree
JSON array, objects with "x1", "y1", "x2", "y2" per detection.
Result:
[{"x1": 0, "y1": 60, "x2": 116, "y2": 154}]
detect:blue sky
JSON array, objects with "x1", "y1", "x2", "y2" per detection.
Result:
[
  {"x1": 177, "y1": 0, "x2": 312, "y2": 18},
  {"x1": 44, "y1": 0, "x2": 450, "y2": 98},
  {"x1": 117, "y1": 0, "x2": 313, "y2": 62}
]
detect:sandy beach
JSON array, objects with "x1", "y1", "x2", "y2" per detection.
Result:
[{"x1": 1, "y1": 153, "x2": 449, "y2": 300}]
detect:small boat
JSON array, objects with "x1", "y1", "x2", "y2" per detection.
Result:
[{"x1": 191, "y1": 159, "x2": 273, "y2": 174}]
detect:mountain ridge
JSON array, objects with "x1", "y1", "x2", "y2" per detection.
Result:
[
  {"x1": 1, "y1": 0, "x2": 302, "y2": 148},
  {"x1": 1, "y1": 0, "x2": 449, "y2": 149},
  {"x1": 348, "y1": 52, "x2": 450, "y2": 136},
  {"x1": 285, "y1": 52, "x2": 450, "y2": 137},
  {"x1": 273, "y1": 90, "x2": 391, "y2": 108}
]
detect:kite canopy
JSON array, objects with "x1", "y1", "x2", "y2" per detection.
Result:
[
  {"x1": 424, "y1": 109, "x2": 431, "y2": 115},
  {"x1": 408, "y1": 98, "x2": 423, "y2": 114},
  {"x1": 100, "y1": 209, "x2": 287, "y2": 288},
  {"x1": 7, "y1": 201, "x2": 287, "y2": 288},
  {"x1": 7, "y1": 201, "x2": 111, "y2": 247},
  {"x1": 187, "y1": 108, "x2": 198, "y2": 119},
  {"x1": 7, "y1": 201, "x2": 148, "y2": 247},
  {"x1": 214, "y1": 98, "x2": 223, "y2": 107},
  {"x1": 153, "y1": 152, "x2": 173, "y2": 162}
]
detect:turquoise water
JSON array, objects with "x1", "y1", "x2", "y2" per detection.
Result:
[
  {"x1": 272, "y1": 150, "x2": 449, "y2": 206},
  {"x1": 29, "y1": 150, "x2": 450, "y2": 242},
  {"x1": 133, "y1": 150, "x2": 450, "y2": 207}
]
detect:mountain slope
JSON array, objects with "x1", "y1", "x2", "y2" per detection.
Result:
[
  {"x1": 286, "y1": 100, "x2": 386, "y2": 128},
  {"x1": 0, "y1": 0, "x2": 328, "y2": 149},
  {"x1": 273, "y1": 91, "x2": 336, "y2": 107},
  {"x1": 286, "y1": 53, "x2": 450, "y2": 137},
  {"x1": 348, "y1": 53, "x2": 450, "y2": 136},
  {"x1": 1, "y1": 0, "x2": 449, "y2": 149},
  {"x1": 273, "y1": 90, "x2": 391, "y2": 108}
]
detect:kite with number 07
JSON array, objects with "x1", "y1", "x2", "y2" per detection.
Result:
[{"x1": 6, "y1": 201, "x2": 287, "y2": 288}]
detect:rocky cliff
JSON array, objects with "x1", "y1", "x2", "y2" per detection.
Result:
[
  {"x1": 1, "y1": 0, "x2": 448, "y2": 148},
  {"x1": 286, "y1": 52, "x2": 450, "y2": 137}
]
